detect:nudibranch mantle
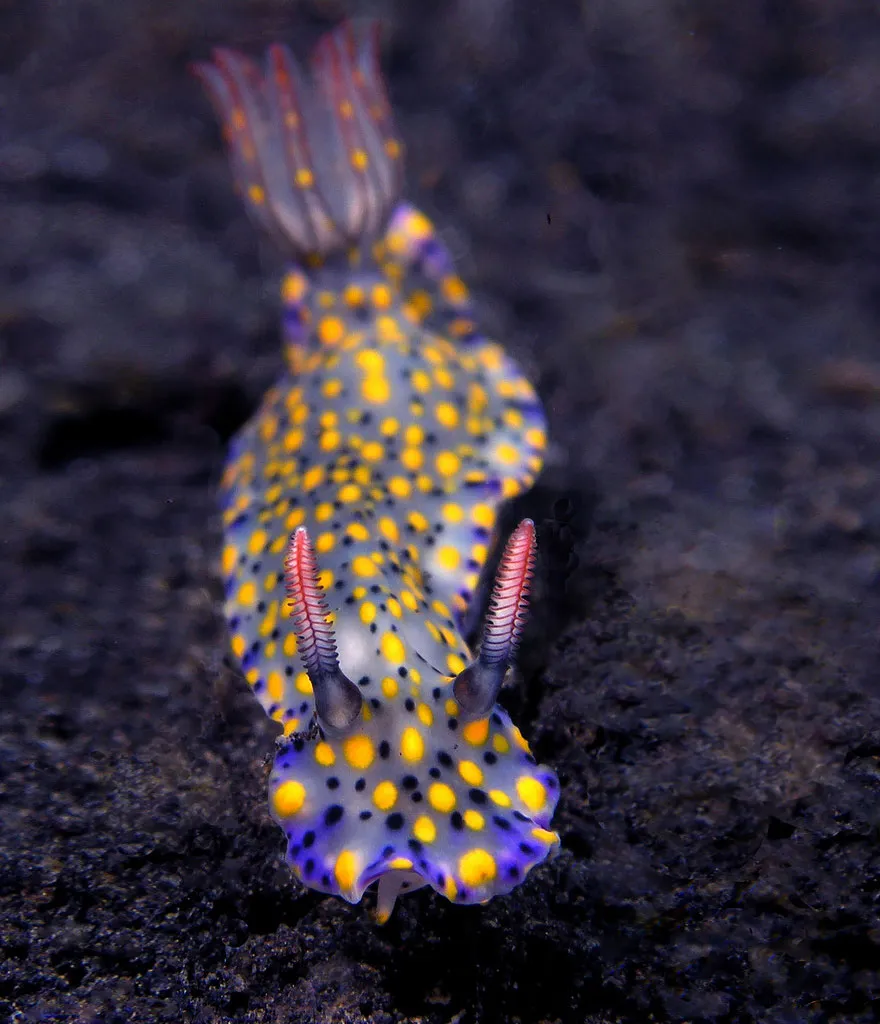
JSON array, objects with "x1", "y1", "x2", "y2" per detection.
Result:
[{"x1": 196, "y1": 19, "x2": 559, "y2": 920}]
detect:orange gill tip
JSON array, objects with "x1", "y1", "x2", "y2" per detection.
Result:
[
  {"x1": 453, "y1": 518, "x2": 537, "y2": 720},
  {"x1": 283, "y1": 526, "x2": 363, "y2": 733}
]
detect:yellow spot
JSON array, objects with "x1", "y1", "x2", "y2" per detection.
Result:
[
  {"x1": 511, "y1": 725, "x2": 531, "y2": 751},
  {"x1": 282, "y1": 272, "x2": 307, "y2": 303},
  {"x1": 444, "y1": 876, "x2": 458, "y2": 901},
  {"x1": 489, "y1": 789, "x2": 512, "y2": 807},
  {"x1": 334, "y1": 850, "x2": 359, "y2": 893},
  {"x1": 382, "y1": 676, "x2": 399, "y2": 699},
  {"x1": 472, "y1": 503, "x2": 495, "y2": 528},
  {"x1": 267, "y1": 670, "x2": 284, "y2": 702},
  {"x1": 221, "y1": 544, "x2": 237, "y2": 576},
  {"x1": 315, "y1": 742, "x2": 335, "y2": 767},
  {"x1": 417, "y1": 703, "x2": 434, "y2": 727},
  {"x1": 436, "y1": 451, "x2": 460, "y2": 477},
  {"x1": 248, "y1": 183, "x2": 265, "y2": 204},
  {"x1": 388, "y1": 857, "x2": 413, "y2": 871},
  {"x1": 442, "y1": 503, "x2": 464, "y2": 524},
  {"x1": 447, "y1": 652, "x2": 467, "y2": 675},
  {"x1": 344, "y1": 283, "x2": 365, "y2": 306},
  {"x1": 532, "y1": 828, "x2": 559, "y2": 845},
  {"x1": 362, "y1": 377, "x2": 390, "y2": 404},
  {"x1": 317, "y1": 568, "x2": 334, "y2": 591},
  {"x1": 387, "y1": 597, "x2": 402, "y2": 618},
  {"x1": 316, "y1": 532, "x2": 336, "y2": 554},
  {"x1": 400, "y1": 590, "x2": 419, "y2": 612},
  {"x1": 313, "y1": 502, "x2": 332, "y2": 522},
  {"x1": 247, "y1": 530, "x2": 267, "y2": 557},
  {"x1": 295, "y1": 671, "x2": 312, "y2": 694},
  {"x1": 413, "y1": 816, "x2": 437, "y2": 843},
  {"x1": 373, "y1": 780, "x2": 398, "y2": 811},
  {"x1": 351, "y1": 148, "x2": 368, "y2": 170},
  {"x1": 359, "y1": 601, "x2": 376, "y2": 625},
  {"x1": 285, "y1": 507, "x2": 306, "y2": 532},
  {"x1": 322, "y1": 378, "x2": 343, "y2": 399},
  {"x1": 401, "y1": 447, "x2": 423, "y2": 471},
  {"x1": 408, "y1": 510, "x2": 429, "y2": 532},
  {"x1": 379, "y1": 417, "x2": 399, "y2": 437},
  {"x1": 378, "y1": 517, "x2": 399, "y2": 542},
  {"x1": 428, "y1": 782, "x2": 456, "y2": 813},
  {"x1": 441, "y1": 274, "x2": 469, "y2": 304},
  {"x1": 282, "y1": 718, "x2": 300, "y2": 737},
  {"x1": 461, "y1": 718, "x2": 490, "y2": 747},
  {"x1": 437, "y1": 546, "x2": 460, "y2": 571},
  {"x1": 283, "y1": 428, "x2": 304, "y2": 452},
  {"x1": 319, "y1": 429, "x2": 341, "y2": 452},
  {"x1": 302, "y1": 466, "x2": 324, "y2": 491},
  {"x1": 464, "y1": 809, "x2": 484, "y2": 831},
  {"x1": 403, "y1": 424, "x2": 423, "y2": 446},
  {"x1": 458, "y1": 848, "x2": 496, "y2": 887},
  {"x1": 445, "y1": 698, "x2": 459, "y2": 716},
  {"x1": 516, "y1": 776, "x2": 547, "y2": 812},
  {"x1": 492, "y1": 734, "x2": 510, "y2": 754},
  {"x1": 295, "y1": 167, "x2": 314, "y2": 188},
  {"x1": 237, "y1": 581, "x2": 257, "y2": 607},
  {"x1": 495, "y1": 442, "x2": 519, "y2": 465},
  {"x1": 362, "y1": 441, "x2": 384, "y2": 462},
  {"x1": 357, "y1": 349, "x2": 385, "y2": 375},
  {"x1": 372, "y1": 283, "x2": 392, "y2": 308},
  {"x1": 458, "y1": 760, "x2": 484, "y2": 786},
  {"x1": 318, "y1": 316, "x2": 345, "y2": 346},
  {"x1": 352, "y1": 555, "x2": 377, "y2": 578},
  {"x1": 434, "y1": 367, "x2": 455, "y2": 389},
  {"x1": 344, "y1": 734, "x2": 375, "y2": 770},
  {"x1": 273, "y1": 779, "x2": 306, "y2": 817},
  {"x1": 435, "y1": 402, "x2": 459, "y2": 429},
  {"x1": 338, "y1": 483, "x2": 361, "y2": 503},
  {"x1": 381, "y1": 630, "x2": 403, "y2": 663},
  {"x1": 400, "y1": 726, "x2": 424, "y2": 762},
  {"x1": 411, "y1": 369, "x2": 431, "y2": 393},
  {"x1": 388, "y1": 476, "x2": 411, "y2": 499}
]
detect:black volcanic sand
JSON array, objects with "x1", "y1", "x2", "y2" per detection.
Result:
[{"x1": 3, "y1": 1, "x2": 880, "y2": 1021}]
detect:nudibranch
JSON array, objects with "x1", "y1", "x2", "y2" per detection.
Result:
[{"x1": 195, "y1": 19, "x2": 559, "y2": 921}]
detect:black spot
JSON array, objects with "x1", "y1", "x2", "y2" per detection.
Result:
[
  {"x1": 411, "y1": 791, "x2": 423, "y2": 803},
  {"x1": 483, "y1": 751, "x2": 497, "y2": 765},
  {"x1": 428, "y1": 767, "x2": 441, "y2": 779},
  {"x1": 382, "y1": 844, "x2": 395, "y2": 858},
  {"x1": 293, "y1": 738, "x2": 305, "y2": 753},
  {"x1": 299, "y1": 701, "x2": 309, "y2": 713},
  {"x1": 401, "y1": 774, "x2": 418, "y2": 790},
  {"x1": 334, "y1": 579, "x2": 345, "y2": 590},
  {"x1": 398, "y1": 666, "x2": 408, "y2": 678},
  {"x1": 404, "y1": 697, "x2": 415, "y2": 711},
  {"x1": 379, "y1": 741, "x2": 391, "y2": 759},
  {"x1": 370, "y1": 697, "x2": 381, "y2": 709},
  {"x1": 285, "y1": 665, "x2": 294, "y2": 677},
  {"x1": 493, "y1": 815, "x2": 511, "y2": 830},
  {"x1": 257, "y1": 600, "x2": 266, "y2": 613},
  {"x1": 437, "y1": 751, "x2": 453, "y2": 768},
  {"x1": 370, "y1": 623, "x2": 377, "y2": 633},
  {"x1": 322, "y1": 873, "x2": 331, "y2": 887},
  {"x1": 507, "y1": 866, "x2": 520, "y2": 879},
  {"x1": 519, "y1": 842, "x2": 535, "y2": 856},
  {"x1": 447, "y1": 717, "x2": 458, "y2": 731},
  {"x1": 290, "y1": 844, "x2": 301, "y2": 857},
  {"x1": 355, "y1": 778, "x2": 366, "y2": 792},
  {"x1": 432, "y1": 687, "x2": 442, "y2": 700},
  {"x1": 386, "y1": 813, "x2": 404, "y2": 830},
  {"x1": 408, "y1": 838, "x2": 423, "y2": 854},
  {"x1": 358, "y1": 675, "x2": 370, "y2": 687},
  {"x1": 491, "y1": 713, "x2": 502, "y2": 726},
  {"x1": 469, "y1": 788, "x2": 488, "y2": 805},
  {"x1": 326, "y1": 777, "x2": 340, "y2": 790},
  {"x1": 359, "y1": 810, "x2": 372, "y2": 820},
  {"x1": 513, "y1": 810, "x2": 529, "y2": 822},
  {"x1": 450, "y1": 812, "x2": 464, "y2": 830},
  {"x1": 345, "y1": 596, "x2": 356, "y2": 605},
  {"x1": 324, "y1": 805, "x2": 344, "y2": 826},
  {"x1": 304, "y1": 858, "x2": 315, "y2": 875}
]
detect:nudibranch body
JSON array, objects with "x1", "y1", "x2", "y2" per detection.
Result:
[{"x1": 196, "y1": 20, "x2": 559, "y2": 920}]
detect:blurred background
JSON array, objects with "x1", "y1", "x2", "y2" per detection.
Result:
[{"x1": 2, "y1": 1, "x2": 880, "y2": 1021}]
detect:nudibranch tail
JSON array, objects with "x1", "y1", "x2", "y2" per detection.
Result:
[
  {"x1": 193, "y1": 19, "x2": 403, "y2": 257},
  {"x1": 283, "y1": 527, "x2": 362, "y2": 734},
  {"x1": 454, "y1": 518, "x2": 537, "y2": 720}
]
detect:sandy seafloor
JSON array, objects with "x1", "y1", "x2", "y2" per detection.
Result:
[{"x1": 2, "y1": 1, "x2": 880, "y2": 1021}]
